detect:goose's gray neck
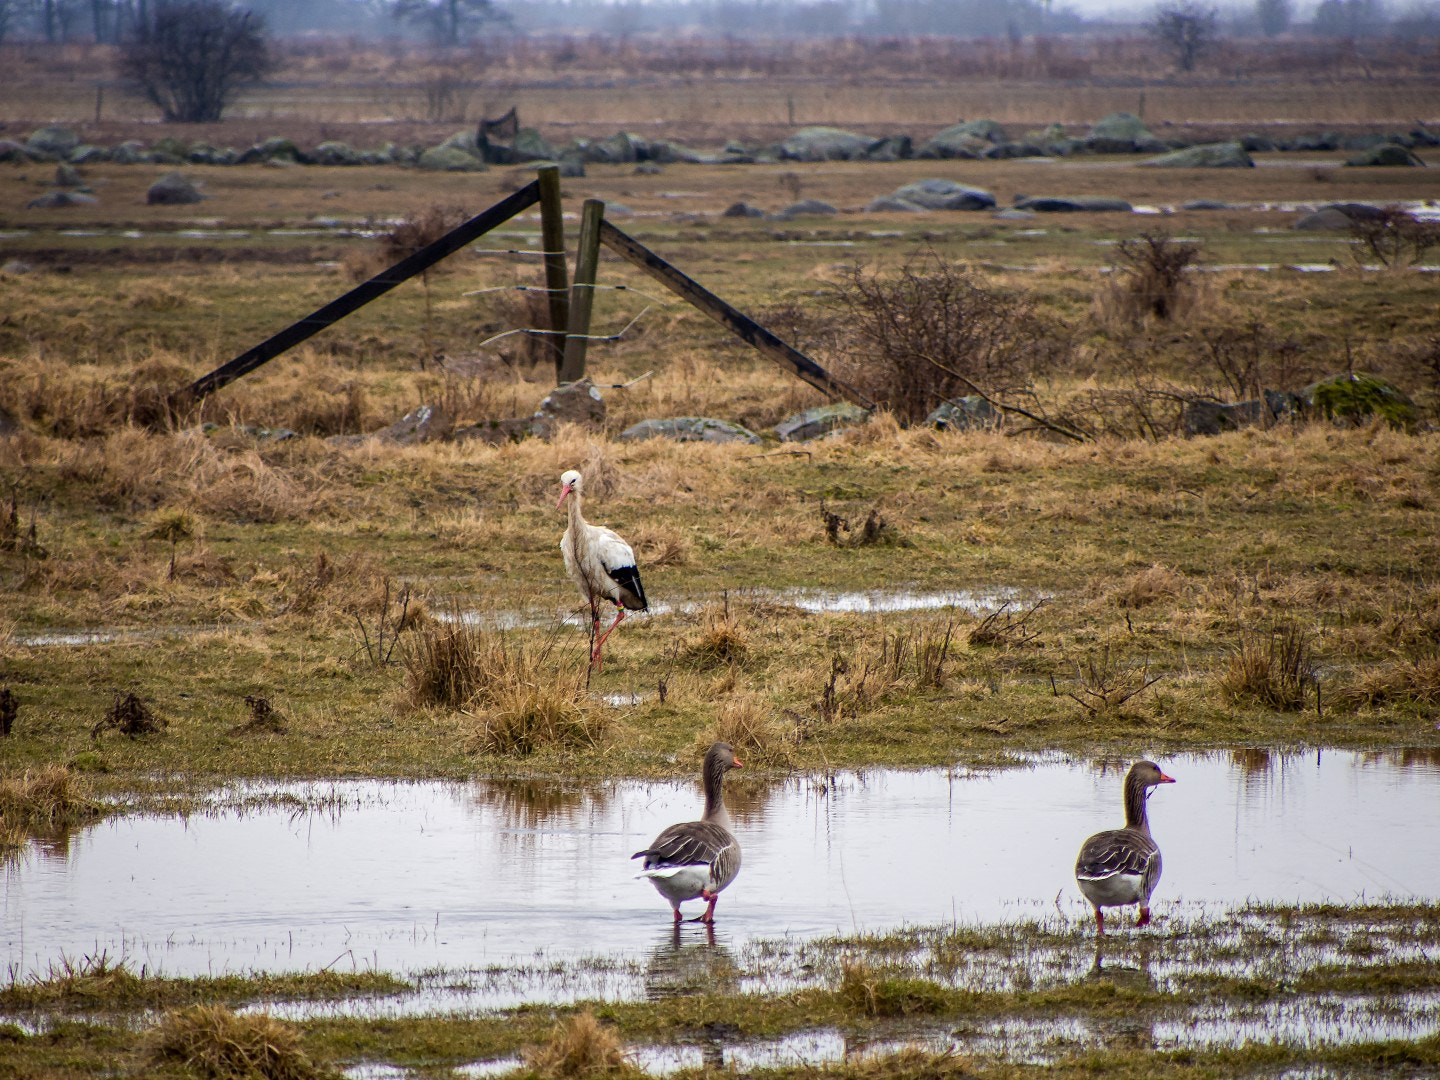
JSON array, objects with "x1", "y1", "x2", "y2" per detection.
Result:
[{"x1": 1123, "y1": 771, "x2": 1152, "y2": 835}]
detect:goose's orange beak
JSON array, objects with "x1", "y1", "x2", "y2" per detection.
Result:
[
  {"x1": 732, "y1": 756, "x2": 744, "y2": 769},
  {"x1": 1157, "y1": 771, "x2": 1176, "y2": 783}
]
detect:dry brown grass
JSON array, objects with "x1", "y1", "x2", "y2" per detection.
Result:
[
  {"x1": 1115, "y1": 564, "x2": 1183, "y2": 609},
  {"x1": 681, "y1": 601, "x2": 751, "y2": 669},
  {"x1": 836, "y1": 960, "x2": 951, "y2": 1019},
  {"x1": 524, "y1": 1010, "x2": 636, "y2": 1079},
  {"x1": 706, "y1": 692, "x2": 793, "y2": 764},
  {"x1": 146, "y1": 1004, "x2": 326, "y2": 1080},
  {"x1": 1336, "y1": 652, "x2": 1440, "y2": 710},
  {"x1": 1219, "y1": 624, "x2": 1318, "y2": 711},
  {"x1": 0, "y1": 767, "x2": 104, "y2": 849}
]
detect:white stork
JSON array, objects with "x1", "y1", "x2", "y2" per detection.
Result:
[{"x1": 556, "y1": 469, "x2": 648, "y2": 668}]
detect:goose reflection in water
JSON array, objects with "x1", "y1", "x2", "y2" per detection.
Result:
[{"x1": 643, "y1": 923, "x2": 736, "y2": 1001}]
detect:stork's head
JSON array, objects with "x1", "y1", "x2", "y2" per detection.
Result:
[{"x1": 557, "y1": 469, "x2": 582, "y2": 508}]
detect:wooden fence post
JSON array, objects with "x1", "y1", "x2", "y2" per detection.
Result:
[
  {"x1": 560, "y1": 198, "x2": 605, "y2": 384},
  {"x1": 536, "y1": 165, "x2": 570, "y2": 380}
]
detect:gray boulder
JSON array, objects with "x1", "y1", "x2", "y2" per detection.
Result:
[
  {"x1": 530, "y1": 378, "x2": 605, "y2": 439},
  {"x1": 1293, "y1": 207, "x2": 1355, "y2": 231},
  {"x1": 313, "y1": 141, "x2": 361, "y2": 166},
  {"x1": 1346, "y1": 144, "x2": 1425, "y2": 167},
  {"x1": 54, "y1": 163, "x2": 84, "y2": 188},
  {"x1": 927, "y1": 395, "x2": 1000, "y2": 432},
  {"x1": 1182, "y1": 391, "x2": 1299, "y2": 436},
  {"x1": 1300, "y1": 373, "x2": 1417, "y2": 428},
  {"x1": 112, "y1": 140, "x2": 148, "y2": 164},
  {"x1": 451, "y1": 417, "x2": 532, "y2": 446},
  {"x1": 374, "y1": 404, "x2": 452, "y2": 445},
  {"x1": 1292, "y1": 132, "x2": 1341, "y2": 152},
  {"x1": 1084, "y1": 112, "x2": 1163, "y2": 153},
  {"x1": 985, "y1": 142, "x2": 1048, "y2": 159},
  {"x1": 581, "y1": 132, "x2": 646, "y2": 164},
  {"x1": 866, "y1": 195, "x2": 926, "y2": 213},
  {"x1": 918, "y1": 129, "x2": 990, "y2": 159},
  {"x1": 147, "y1": 172, "x2": 205, "y2": 205},
  {"x1": 1014, "y1": 195, "x2": 1133, "y2": 213},
  {"x1": 619, "y1": 417, "x2": 761, "y2": 444},
  {"x1": 778, "y1": 126, "x2": 880, "y2": 162},
  {"x1": 0, "y1": 139, "x2": 33, "y2": 163},
  {"x1": 1182, "y1": 199, "x2": 1232, "y2": 210},
  {"x1": 69, "y1": 145, "x2": 109, "y2": 164},
  {"x1": 26, "y1": 125, "x2": 79, "y2": 159},
  {"x1": 1240, "y1": 133, "x2": 1279, "y2": 152},
  {"x1": 775, "y1": 199, "x2": 838, "y2": 218},
  {"x1": 1143, "y1": 142, "x2": 1254, "y2": 168},
  {"x1": 775, "y1": 403, "x2": 871, "y2": 442},
  {"x1": 26, "y1": 191, "x2": 97, "y2": 208},
  {"x1": 889, "y1": 178, "x2": 996, "y2": 211},
  {"x1": 993, "y1": 208, "x2": 1036, "y2": 221},
  {"x1": 650, "y1": 141, "x2": 709, "y2": 165},
  {"x1": 722, "y1": 201, "x2": 766, "y2": 218},
  {"x1": 866, "y1": 135, "x2": 912, "y2": 161},
  {"x1": 418, "y1": 144, "x2": 486, "y2": 171}
]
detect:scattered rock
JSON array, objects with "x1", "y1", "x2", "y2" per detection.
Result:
[
  {"x1": 146, "y1": 172, "x2": 204, "y2": 205},
  {"x1": 112, "y1": 140, "x2": 148, "y2": 164},
  {"x1": 634, "y1": 162, "x2": 662, "y2": 175},
  {"x1": 1142, "y1": 142, "x2": 1254, "y2": 168},
  {"x1": 1, "y1": 259, "x2": 33, "y2": 275},
  {"x1": 722, "y1": 201, "x2": 766, "y2": 218},
  {"x1": 25, "y1": 191, "x2": 97, "y2": 209},
  {"x1": 53, "y1": 163, "x2": 84, "y2": 188},
  {"x1": 313, "y1": 141, "x2": 361, "y2": 166},
  {"x1": 1181, "y1": 199, "x2": 1232, "y2": 210},
  {"x1": 775, "y1": 198, "x2": 838, "y2": 218},
  {"x1": 993, "y1": 208, "x2": 1036, "y2": 221},
  {"x1": 374, "y1": 404, "x2": 452, "y2": 445},
  {"x1": 927, "y1": 395, "x2": 1000, "y2": 431},
  {"x1": 888, "y1": 178, "x2": 996, "y2": 211},
  {"x1": 1014, "y1": 195, "x2": 1133, "y2": 213},
  {"x1": 1300, "y1": 373, "x2": 1417, "y2": 428},
  {"x1": 1293, "y1": 207, "x2": 1357, "y2": 231},
  {"x1": 1345, "y1": 144, "x2": 1426, "y2": 167},
  {"x1": 1083, "y1": 112, "x2": 1166, "y2": 153},
  {"x1": 26, "y1": 125, "x2": 79, "y2": 159},
  {"x1": 619, "y1": 417, "x2": 762, "y2": 444},
  {"x1": 866, "y1": 195, "x2": 926, "y2": 213},
  {"x1": 451, "y1": 417, "x2": 532, "y2": 445},
  {"x1": 69, "y1": 145, "x2": 109, "y2": 165},
  {"x1": 1181, "y1": 391, "x2": 1299, "y2": 436},
  {"x1": 778, "y1": 126, "x2": 880, "y2": 162},
  {"x1": 775, "y1": 402, "x2": 871, "y2": 442},
  {"x1": 530, "y1": 378, "x2": 605, "y2": 439},
  {"x1": 418, "y1": 144, "x2": 487, "y2": 171},
  {"x1": 0, "y1": 139, "x2": 33, "y2": 163}
]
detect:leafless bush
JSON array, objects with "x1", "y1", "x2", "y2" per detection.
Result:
[
  {"x1": 1349, "y1": 206, "x2": 1440, "y2": 269},
  {"x1": 1102, "y1": 232, "x2": 1204, "y2": 324},
  {"x1": 824, "y1": 254, "x2": 1069, "y2": 423},
  {"x1": 382, "y1": 206, "x2": 469, "y2": 369},
  {"x1": 969, "y1": 600, "x2": 1045, "y2": 648},
  {"x1": 418, "y1": 69, "x2": 476, "y2": 122},
  {"x1": 1192, "y1": 320, "x2": 1309, "y2": 401},
  {"x1": 818, "y1": 501, "x2": 902, "y2": 547},
  {"x1": 1059, "y1": 646, "x2": 1163, "y2": 717},
  {"x1": 93, "y1": 693, "x2": 166, "y2": 739}
]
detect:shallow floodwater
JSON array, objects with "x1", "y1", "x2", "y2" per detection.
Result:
[{"x1": 4, "y1": 751, "x2": 1438, "y2": 986}]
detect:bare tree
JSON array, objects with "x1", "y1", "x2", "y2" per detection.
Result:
[
  {"x1": 1255, "y1": 0, "x2": 1291, "y2": 35},
  {"x1": 119, "y1": 1, "x2": 276, "y2": 123},
  {"x1": 391, "y1": 0, "x2": 504, "y2": 45},
  {"x1": 1149, "y1": 0, "x2": 1219, "y2": 71}
]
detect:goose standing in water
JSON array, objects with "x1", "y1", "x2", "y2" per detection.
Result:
[
  {"x1": 1074, "y1": 760, "x2": 1176, "y2": 934},
  {"x1": 633, "y1": 742, "x2": 743, "y2": 924},
  {"x1": 556, "y1": 469, "x2": 647, "y2": 669}
]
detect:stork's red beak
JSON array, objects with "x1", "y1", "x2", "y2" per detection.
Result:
[
  {"x1": 1157, "y1": 772, "x2": 1176, "y2": 784},
  {"x1": 556, "y1": 485, "x2": 572, "y2": 509}
]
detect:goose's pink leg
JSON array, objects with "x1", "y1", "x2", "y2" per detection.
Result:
[
  {"x1": 1094, "y1": 909, "x2": 1105, "y2": 936},
  {"x1": 1137, "y1": 907, "x2": 1151, "y2": 927}
]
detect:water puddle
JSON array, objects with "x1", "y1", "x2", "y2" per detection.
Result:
[{"x1": 5, "y1": 750, "x2": 1439, "y2": 1002}]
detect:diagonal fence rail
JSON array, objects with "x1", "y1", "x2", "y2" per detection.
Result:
[{"x1": 175, "y1": 180, "x2": 544, "y2": 406}]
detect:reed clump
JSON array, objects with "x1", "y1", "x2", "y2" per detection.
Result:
[
  {"x1": 524, "y1": 1010, "x2": 637, "y2": 1079},
  {"x1": 0, "y1": 766, "x2": 105, "y2": 840},
  {"x1": 836, "y1": 960, "x2": 951, "y2": 1018},
  {"x1": 1336, "y1": 652, "x2": 1440, "y2": 710},
  {"x1": 1219, "y1": 624, "x2": 1317, "y2": 711},
  {"x1": 146, "y1": 1004, "x2": 326, "y2": 1080}
]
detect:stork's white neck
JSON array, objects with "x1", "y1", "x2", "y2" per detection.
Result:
[{"x1": 565, "y1": 487, "x2": 586, "y2": 530}]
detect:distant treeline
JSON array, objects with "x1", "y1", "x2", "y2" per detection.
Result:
[{"x1": 2, "y1": 0, "x2": 1438, "y2": 44}]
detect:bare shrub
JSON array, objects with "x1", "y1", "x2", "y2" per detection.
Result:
[
  {"x1": 824, "y1": 254, "x2": 1068, "y2": 423},
  {"x1": 92, "y1": 693, "x2": 166, "y2": 739},
  {"x1": 382, "y1": 206, "x2": 470, "y2": 369},
  {"x1": 1102, "y1": 232, "x2": 1204, "y2": 324},
  {"x1": 1060, "y1": 646, "x2": 1162, "y2": 717},
  {"x1": 1191, "y1": 320, "x2": 1309, "y2": 402},
  {"x1": 818, "y1": 502, "x2": 903, "y2": 547},
  {"x1": 968, "y1": 600, "x2": 1044, "y2": 648},
  {"x1": 1220, "y1": 625, "x2": 1316, "y2": 710},
  {"x1": 487, "y1": 286, "x2": 560, "y2": 372},
  {"x1": 147, "y1": 1004, "x2": 324, "y2": 1080},
  {"x1": 1348, "y1": 206, "x2": 1440, "y2": 270}
]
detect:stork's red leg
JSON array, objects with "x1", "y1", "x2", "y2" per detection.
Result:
[{"x1": 593, "y1": 606, "x2": 627, "y2": 670}]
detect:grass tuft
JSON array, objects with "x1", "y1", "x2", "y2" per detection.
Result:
[
  {"x1": 146, "y1": 1004, "x2": 326, "y2": 1080},
  {"x1": 524, "y1": 1010, "x2": 635, "y2": 1078},
  {"x1": 1336, "y1": 651, "x2": 1440, "y2": 710},
  {"x1": 709, "y1": 693, "x2": 792, "y2": 764},
  {"x1": 0, "y1": 766, "x2": 104, "y2": 839},
  {"x1": 1220, "y1": 624, "x2": 1316, "y2": 711},
  {"x1": 682, "y1": 602, "x2": 751, "y2": 669},
  {"x1": 835, "y1": 960, "x2": 951, "y2": 1018}
]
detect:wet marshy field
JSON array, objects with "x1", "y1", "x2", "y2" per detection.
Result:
[{"x1": 5, "y1": 750, "x2": 1440, "y2": 1075}]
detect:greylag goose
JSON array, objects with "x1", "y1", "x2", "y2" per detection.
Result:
[
  {"x1": 1074, "y1": 760, "x2": 1176, "y2": 934},
  {"x1": 633, "y1": 742, "x2": 743, "y2": 924},
  {"x1": 557, "y1": 469, "x2": 648, "y2": 669}
]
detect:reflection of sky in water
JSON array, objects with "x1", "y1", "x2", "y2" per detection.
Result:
[{"x1": 4, "y1": 751, "x2": 1439, "y2": 987}]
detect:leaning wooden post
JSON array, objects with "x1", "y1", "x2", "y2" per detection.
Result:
[
  {"x1": 560, "y1": 198, "x2": 604, "y2": 384},
  {"x1": 536, "y1": 165, "x2": 570, "y2": 380},
  {"x1": 598, "y1": 219, "x2": 874, "y2": 409}
]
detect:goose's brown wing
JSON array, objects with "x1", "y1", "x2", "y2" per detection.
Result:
[
  {"x1": 1075, "y1": 828, "x2": 1159, "y2": 881},
  {"x1": 633, "y1": 820, "x2": 734, "y2": 870}
]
